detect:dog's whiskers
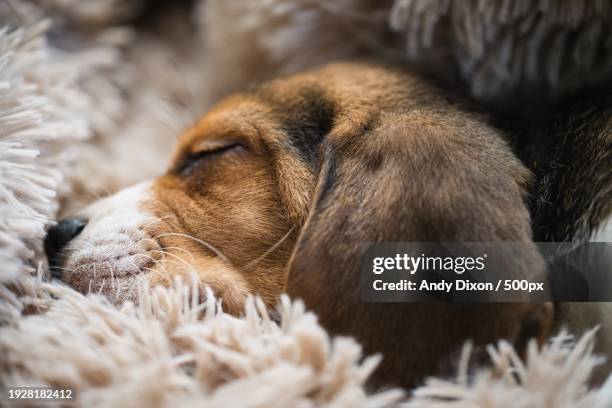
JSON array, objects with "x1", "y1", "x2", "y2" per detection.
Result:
[
  {"x1": 129, "y1": 253, "x2": 171, "y2": 277},
  {"x1": 141, "y1": 215, "x2": 176, "y2": 230},
  {"x1": 150, "y1": 249, "x2": 197, "y2": 273},
  {"x1": 245, "y1": 227, "x2": 294, "y2": 269},
  {"x1": 158, "y1": 246, "x2": 195, "y2": 260},
  {"x1": 135, "y1": 249, "x2": 191, "y2": 275},
  {"x1": 153, "y1": 232, "x2": 231, "y2": 265},
  {"x1": 132, "y1": 252, "x2": 172, "y2": 276}
]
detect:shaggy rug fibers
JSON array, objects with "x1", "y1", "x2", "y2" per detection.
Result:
[{"x1": 1, "y1": 0, "x2": 612, "y2": 406}]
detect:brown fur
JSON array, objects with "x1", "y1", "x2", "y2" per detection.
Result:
[
  {"x1": 60, "y1": 62, "x2": 554, "y2": 388},
  {"x1": 138, "y1": 62, "x2": 553, "y2": 387}
]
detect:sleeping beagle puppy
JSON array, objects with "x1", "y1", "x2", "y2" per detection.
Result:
[{"x1": 45, "y1": 62, "x2": 552, "y2": 388}]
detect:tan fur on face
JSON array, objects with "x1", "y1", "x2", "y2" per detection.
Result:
[{"x1": 143, "y1": 98, "x2": 297, "y2": 313}]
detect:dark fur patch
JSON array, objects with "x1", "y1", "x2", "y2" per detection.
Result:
[
  {"x1": 316, "y1": 150, "x2": 337, "y2": 207},
  {"x1": 520, "y1": 91, "x2": 612, "y2": 241},
  {"x1": 257, "y1": 85, "x2": 335, "y2": 165}
]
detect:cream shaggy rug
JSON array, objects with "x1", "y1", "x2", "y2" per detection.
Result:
[{"x1": 1, "y1": 0, "x2": 612, "y2": 406}]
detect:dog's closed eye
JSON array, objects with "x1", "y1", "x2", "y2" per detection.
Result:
[{"x1": 176, "y1": 141, "x2": 245, "y2": 175}]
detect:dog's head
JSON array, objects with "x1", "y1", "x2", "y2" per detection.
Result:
[
  {"x1": 48, "y1": 63, "x2": 381, "y2": 309},
  {"x1": 46, "y1": 62, "x2": 552, "y2": 386},
  {"x1": 46, "y1": 73, "x2": 335, "y2": 311},
  {"x1": 49, "y1": 62, "x2": 425, "y2": 306}
]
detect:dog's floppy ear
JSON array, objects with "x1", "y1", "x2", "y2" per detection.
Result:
[{"x1": 285, "y1": 110, "x2": 553, "y2": 387}]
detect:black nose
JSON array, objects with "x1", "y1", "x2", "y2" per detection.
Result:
[{"x1": 45, "y1": 217, "x2": 87, "y2": 279}]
